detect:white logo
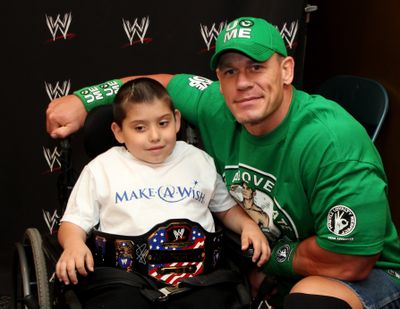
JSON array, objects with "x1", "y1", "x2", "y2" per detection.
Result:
[
  {"x1": 257, "y1": 300, "x2": 274, "y2": 309},
  {"x1": 43, "y1": 146, "x2": 62, "y2": 172},
  {"x1": 45, "y1": 80, "x2": 71, "y2": 101},
  {"x1": 42, "y1": 209, "x2": 60, "y2": 234},
  {"x1": 188, "y1": 76, "x2": 212, "y2": 91},
  {"x1": 46, "y1": 13, "x2": 72, "y2": 41},
  {"x1": 122, "y1": 16, "x2": 150, "y2": 45},
  {"x1": 200, "y1": 21, "x2": 226, "y2": 51},
  {"x1": 327, "y1": 205, "x2": 356, "y2": 236},
  {"x1": 173, "y1": 228, "x2": 185, "y2": 240},
  {"x1": 239, "y1": 20, "x2": 254, "y2": 28},
  {"x1": 279, "y1": 20, "x2": 299, "y2": 50},
  {"x1": 276, "y1": 244, "x2": 291, "y2": 263},
  {"x1": 224, "y1": 19, "x2": 252, "y2": 42}
]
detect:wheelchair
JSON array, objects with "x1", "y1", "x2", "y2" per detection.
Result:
[{"x1": 11, "y1": 105, "x2": 275, "y2": 309}]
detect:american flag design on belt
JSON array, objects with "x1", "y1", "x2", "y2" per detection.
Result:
[{"x1": 148, "y1": 224, "x2": 205, "y2": 285}]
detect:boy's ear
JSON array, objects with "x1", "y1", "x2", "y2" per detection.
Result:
[
  {"x1": 111, "y1": 122, "x2": 124, "y2": 144},
  {"x1": 174, "y1": 109, "x2": 182, "y2": 133}
]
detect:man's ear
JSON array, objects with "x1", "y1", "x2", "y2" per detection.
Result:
[
  {"x1": 215, "y1": 69, "x2": 223, "y2": 93},
  {"x1": 111, "y1": 122, "x2": 124, "y2": 144},
  {"x1": 174, "y1": 109, "x2": 182, "y2": 133},
  {"x1": 281, "y1": 56, "x2": 295, "y2": 85}
]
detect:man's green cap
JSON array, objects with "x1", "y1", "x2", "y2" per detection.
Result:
[{"x1": 210, "y1": 17, "x2": 288, "y2": 70}]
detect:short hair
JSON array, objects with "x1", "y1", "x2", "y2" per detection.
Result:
[{"x1": 113, "y1": 77, "x2": 174, "y2": 126}]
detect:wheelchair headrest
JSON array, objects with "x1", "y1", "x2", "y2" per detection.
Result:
[{"x1": 83, "y1": 105, "x2": 120, "y2": 159}]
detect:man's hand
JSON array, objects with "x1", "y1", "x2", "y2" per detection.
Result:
[
  {"x1": 46, "y1": 95, "x2": 87, "y2": 139},
  {"x1": 56, "y1": 240, "x2": 94, "y2": 285}
]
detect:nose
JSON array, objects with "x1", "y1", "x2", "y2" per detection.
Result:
[
  {"x1": 236, "y1": 71, "x2": 253, "y2": 90},
  {"x1": 148, "y1": 125, "x2": 161, "y2": 142}
]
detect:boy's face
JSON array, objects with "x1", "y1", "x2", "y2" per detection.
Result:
[{"x1": 112, "y1": 99, "x2": 181, "y2": 164}]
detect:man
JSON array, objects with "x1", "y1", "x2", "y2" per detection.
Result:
[{"x1": 47, "y1": 17, "x2": 400, "y2": 308}]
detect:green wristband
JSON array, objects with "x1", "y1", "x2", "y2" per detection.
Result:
[
  {"x1": 73, "y1": 79, "x2": 123, "y2": 112},
  {"x1": 264, "y1": 239, "x2": 299, "y2": 278}
]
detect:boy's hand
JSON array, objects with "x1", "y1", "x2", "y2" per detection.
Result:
[
  {"x1": 241, "y1": 223, "x2": 271, "y2": 267},
  {"x1": 56, "y1": 241, "x2": 94, "y2": 285}
]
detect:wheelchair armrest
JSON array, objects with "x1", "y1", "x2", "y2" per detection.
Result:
[{"x1": 223, "y1": 228, "x2": 254, "y2": 259}]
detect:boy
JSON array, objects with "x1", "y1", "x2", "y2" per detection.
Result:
[{"x1": 56, "y1": 78, "x2": 270, "y2": 308}]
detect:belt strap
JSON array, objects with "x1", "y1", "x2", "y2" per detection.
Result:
[{"x1": 80, "y1": 266, "x2": 240, "y2": 303}]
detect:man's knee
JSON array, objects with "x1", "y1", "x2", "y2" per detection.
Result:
[
  {"x1": 289, "y1": 276, "x2": 363, "y2": 309},
  {"x1": 283, "y1": 293, "x2": 351, "y2": 309}
]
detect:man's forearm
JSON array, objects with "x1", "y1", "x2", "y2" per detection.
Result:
[{"x1": 293, "y1": 236, "x2": 379, "y2": 281}]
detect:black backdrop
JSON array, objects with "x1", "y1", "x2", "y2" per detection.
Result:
[{"x1": 1, "y1": 0, "x2": 308, "y2": 294}]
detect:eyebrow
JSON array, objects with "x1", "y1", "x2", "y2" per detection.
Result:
[{"x1": 127, "y1": 112, "x2": 173, "y2": 123}]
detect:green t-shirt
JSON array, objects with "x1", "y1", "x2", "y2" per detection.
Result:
[{"x1": 167, "y1": 73, "x2": 400, "y2": 285}]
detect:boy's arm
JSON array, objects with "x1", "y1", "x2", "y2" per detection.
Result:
[
  {"x1": 46, "y1": 74, "x2": 174, "y2": 139},
  {"x1": 214, "y1": 204, "x2": 271, "y2": 267},
  {"x1": 56, "y1": 221, "x2": 94, "y2": 285}
]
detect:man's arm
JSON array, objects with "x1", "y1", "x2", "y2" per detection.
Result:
[
  {"x1": 293, "y1": 236, "x2": 380, "y2": 281},
  {"x1": 46, "y1": 73, "x2": 174, "y2": 138}
]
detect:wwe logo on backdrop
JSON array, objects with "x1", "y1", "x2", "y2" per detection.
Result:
[
  {"x1": 279, "y1": 20, "x2": 299, "y2": 50},
  {"x1": 46, "y1": 13, "x2": 73, "y2": 41},
  {"x1": 122, "y1": 16, "x2": 150, "y2": 45},
  {"x1": 45, "y1": 80, "x2": 71, "y2": 101},
  {"x1": 43, "y1": 146, "x2": 62, "y2": 173},
  {"x1": 42, "y1": 209, "x2": 60, "y2": 234},
  {"x1": 200, "y1": 21, "x2": 226, "y2": 51}
]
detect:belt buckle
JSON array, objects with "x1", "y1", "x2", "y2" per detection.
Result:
[{"x1": 147, "y1": 221, "x2": 206, "y2": 284}]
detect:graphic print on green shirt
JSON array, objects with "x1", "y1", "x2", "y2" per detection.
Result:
[{"x1": 224, "y1": 164, "x2": 298, "y2": 242}]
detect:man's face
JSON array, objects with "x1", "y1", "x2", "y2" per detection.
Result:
[{"x1": 216, "y1": 52, "x2": 293, "y2": 136}]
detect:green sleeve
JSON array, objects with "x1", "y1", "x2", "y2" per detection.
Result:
[
  {"x1": 167, "y1": 74, "x2": 219, "y2": 126},
  {"x1": 312, "y1": 159, "x2": 388, "y2": 255}
]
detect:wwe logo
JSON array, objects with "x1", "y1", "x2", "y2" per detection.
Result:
[
  {"x1": 173, "y1": 228, "x2": 185, "y2": 240},
  {"x1": 122, "y1": 16, "x2": 150, "y2": 45},
  {"x1": 200, "y1": 21, "x2": 226, "y2": 51},
  {"x1": 43, "y1": 146, "x2": 62, "y2": 172},
  {"x1": 279, "y1": 20, "x2": 299, "y2": 49},
  {"x1": 46, "y1": 13, "x2": 72, "y2": 41},
  {"x1": 44, "y1": 80, "x2": 71, "y2": 101},
  {"x1": 42, "y1": 209, "x2": 60, "y2": 234}
]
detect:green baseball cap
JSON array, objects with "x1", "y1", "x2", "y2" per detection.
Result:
[{"x1": 210, "y1": 17, "x2": 288, "y2": 70}]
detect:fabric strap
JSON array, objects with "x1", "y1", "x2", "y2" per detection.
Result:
[
  {"x1": 263, "y1": 239, "x2": 299, "y2": 278},
  {"x1": 79, "y1": 266, "x2": 241, "y2": 303}
]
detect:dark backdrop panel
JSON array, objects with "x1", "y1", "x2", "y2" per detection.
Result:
[{"x1": 1, "y1": 0, "x2": 307, "y2": 295}]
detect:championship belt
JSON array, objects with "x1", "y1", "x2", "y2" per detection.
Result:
[{"x1": 88, "y1": 219, "x2": 224, "y2": 286}]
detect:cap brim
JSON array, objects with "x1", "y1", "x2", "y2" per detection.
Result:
[{"x1": 210, "y1": 43, "x2": 275, "y2": 70}]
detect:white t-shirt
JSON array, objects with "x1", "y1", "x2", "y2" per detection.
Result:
[{"x1": 61, "y1": 141, "x2": 235, "y2": 235}]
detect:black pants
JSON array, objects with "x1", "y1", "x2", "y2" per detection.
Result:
[{"x1": 80, "y1": 283, "x2": 238, "y2": 309}]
